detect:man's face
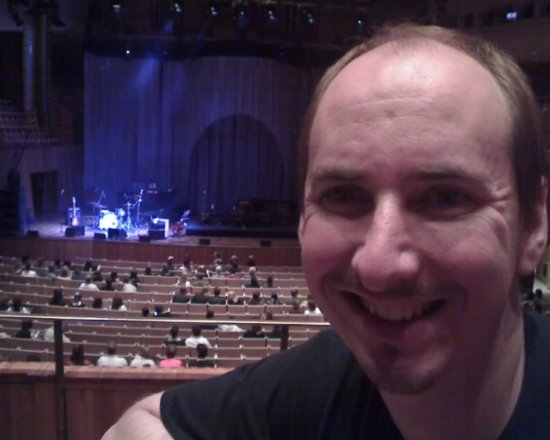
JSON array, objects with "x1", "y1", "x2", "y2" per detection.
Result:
[{"x1": 300, "y1": 44, "x2": 545, "y2": 394}]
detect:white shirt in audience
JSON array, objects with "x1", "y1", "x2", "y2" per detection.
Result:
[{"x1": 97, "y1": 354, "x2": 128, "y2": 368}]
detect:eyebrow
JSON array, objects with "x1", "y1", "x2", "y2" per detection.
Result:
[{"x1": 309, "y1": 165, "x2": 486, "y2": 184}]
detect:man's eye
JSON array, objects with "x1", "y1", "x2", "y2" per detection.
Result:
[
  {"x1": 418, "y1": 187, "x2": 475, "y2": 216},
  {"x1": 317, "y1": 186, "x2": 372, "y2": 217}
]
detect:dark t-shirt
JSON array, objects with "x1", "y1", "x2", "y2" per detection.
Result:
[{"x1": 161, "y1": 311, "x2": 550, "y2": 439}]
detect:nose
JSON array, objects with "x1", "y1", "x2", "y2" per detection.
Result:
[{"x1": 351, "y1": 197, "x2": 421, "y2": 293}]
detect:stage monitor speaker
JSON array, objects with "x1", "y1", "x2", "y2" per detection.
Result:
[
  {"x1": 260, "y1": 239, "x2": 272, "y2": 247},
  {"x1": 94, "y1": 232, "x2": 106, "y2": 240},
  {"x1": 199, "y1": 238, "x2": 211, "y2": 246},
  {"x1": 148, "y1": 230, "x2": 165, "y2": 240},
  {"x1": 139, "y1": 234, "x2": 151, "y2": 243},
  {"x1": 65, "y1": 226, "x2": 85, "y2": 237},
  {"x1": 108, "y1": 228, "x2": 127, "y2": 239},
  {"x1": 27, "y1": 230, "x2": 39, "y2": 238}
]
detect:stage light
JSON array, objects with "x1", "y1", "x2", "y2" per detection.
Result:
[
  {"x1": 207, "y1": 2, "x2": 220, "y2": 18},
  {"x1": 354, "y1": 13, "x2": 366, "y2": 31},
  {"x1": 233, "y1": 1, "x2": 250, "y2": 27},
  {"x1": 173, "y1": 1, "x2": 183, "y2": 16},
  {"x1": 265, "y1": 5, "x2": 277, "y2": 24},
  {"x1": 299, "y1": 6, "x2": 315, "y2": 26},
  {"x1": 112, "y1": 1, "x2": 123, "y2": 14}
]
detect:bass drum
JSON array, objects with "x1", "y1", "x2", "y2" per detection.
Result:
[{"x1": 99, "y1": 210, "x2": 119, "y2": 230}]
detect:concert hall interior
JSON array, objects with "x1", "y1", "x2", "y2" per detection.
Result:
[{"x1": 0, "y1": 1, "x2": 550, "y2": 439}]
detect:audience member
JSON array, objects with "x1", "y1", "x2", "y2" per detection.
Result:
[
  {"x1": 187, "y1": 344, "x2": 215, "y2": 368},
  {"x1": 70, "y1": 292, "x2": 86, "y2": 308},
  {"x1": 159, "y1": 345, "x2": 183, "y2": 368},
  {"x1": 101, "y1": 279, "x2": 115, "y2": 291},
  {"x1": 243, "y1": 324, "x2": 266, "y2": 339},
  {"x1": 246, "y1": 254, "x2": 257, "y2": 267},
  {"x1": 67, "y1": 344, "x2": 92, "y2": 366},
  {"x1": 111, "y1": 296, "x2": 128, "y2": 311},
  {"x1": 15, "y1": 319, "x2": 33, "y2": 338},
  {"x1": 49, "y1": 288, "x2": 67, "y2": 307},
  {"x1": 153, "y1": 305, "x2": 172, "y2": 317},
  {"x1": 142, "y1": 306, "x2": 150, "y2": 317},
  {"x1": 79, "y1": 275, "x2": 99, "y2": 291},
  {"x1": 207, "y1": 287, "x2": 226, "y2": 305},
  {"x1": 130, "y1": 347, "x2": 156, "y2": 368},
  {"x1": 91, "y1": 297, "x2": 103, "y2": 309},
  {"x1": 164, "y1": 325, "x2": 184, "y2": 346},
  {"x1": 185, "y1": 326, "x2": 212, "y2": 348},
  {"x1": 121, "y1": 277, "x2": 137, "y2": 293},
  {"x1": 20, "y1": 262, "x2": 38, "y2": 278},
  {"x1": 172, "y1": 288, "x2": 189, "y2": 304},
  {"x1": 7, "y1": 295, "x2": 31, "y2": 314},
  {"x1": 304, "y1": 300, "x2": 323, "y2": 316},
  {"x1": 97, "y1": 342, "x2": 128, "y2": 367}
]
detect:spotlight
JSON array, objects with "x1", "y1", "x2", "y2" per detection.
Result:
[
  {"x1": 173, "y1": 1, "x2": 183, "y2": 16},
  {"x1": 265, "y1": 5, "x2": 277, "y2": 24},
  {"x1": 233, "y1": 2, "x2": 250, "y2": 27},
  {"x1": 112, "y1": 1, "x2": 123, "y2": 14},
  {"x1": 354, "y1": 14, "x2": 366, "y2": 31},
  {"x1": 207, "y1": 2, "x2": 220, "y2": 18},
  {"x1": 300, "y1": 6, "x2": 315, "y2": 26}
]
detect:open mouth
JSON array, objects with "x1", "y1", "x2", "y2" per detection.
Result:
[{"x1": 360, "y1": 297, "x2": 446, "y2": 322}]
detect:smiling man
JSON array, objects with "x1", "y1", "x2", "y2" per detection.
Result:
[{"x1": 103, "y1": 25, "x2": 550, "y2": 439}]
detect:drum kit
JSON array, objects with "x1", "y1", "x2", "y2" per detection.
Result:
[{"x1": 89, "y1": 189, "x2": 144, "y2": 232}]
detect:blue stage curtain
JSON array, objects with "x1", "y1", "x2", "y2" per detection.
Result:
[{"x1": 84, "y1": 54, "x2": 321, "y2": 218}]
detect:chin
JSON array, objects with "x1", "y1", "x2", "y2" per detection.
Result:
[{"x1": 357, "y1": 344, "x2": 452, "y2": 396}]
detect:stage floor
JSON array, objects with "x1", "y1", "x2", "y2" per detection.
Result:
[{"x1": 23, "y1": 214, "x2": 299, "y2": 248}]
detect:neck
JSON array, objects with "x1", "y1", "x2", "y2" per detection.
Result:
[{"x1": 381, "y1": 310, "x2": 524, "y2": 440}]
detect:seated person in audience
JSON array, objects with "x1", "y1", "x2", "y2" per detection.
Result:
[
  {"x1": 265, "y1": 275, "x2": 277, "y2": 289},
  {"x1": 144, "y1": 266, "x2": 153, "y2": 276},
  {"x1": 185, "y1": 325, "x2": 212, "y2": 348},
  {"x1": 34, "y1": 258, "x2": 47, "y2": 277},
  {"x1": 109, "y1": 271, "x2": 119, "y2": 283},
  {"x1": 288, "y1": 302, "x2": 303, "y2": 315},
  {"x1": 206, "y1": 287, "x2": 226, "y2": 305},
  {"x1": 71, "y1": 266, "x2": 85, "y2": 281},
  {"x1": 57, "y1": 265, "x2": 72, "y2": 279},
  {"x1": 200, "y1": 311, "x2": 218, "y2": 331},
  {"x1": 67, "y1": 344, "x2": 92, "y2": 366},
  {"x1": 153, "y1": 305, "x2": 172, "y2": 318},
  {"x1": 15, "y1": 255, "x2": 30, "y2": 273},
  {"x1": 246, "y1": 273, "x2": 261, "y2": 289},
  {"x1": 129, "y1": 269, "x2": 141, "y2": 285},
  {"x1": 172, "y1": 288, "x2": 190, "y2": 304},
  {"x1": 217, "y1": 317, "x2": 244, "y2": 333},
  {"x1": 191, "y1": 273, "x2": 210, "y2": 288},
  {"x1": 46, "y1": 265, "x2": 57, "y2": 279},
  {"x1": 285, "y1": 289, "x2": 300, "y2": 306},
  {"x1": 111, "y1": 296, "x2": 128, "y2": 311},
  {"x1": 195, "y1": 265, "x2": 209, "y2": 279},
  {"x1": 209, "y1": 265, "x2": 225, "y2": 280},
  {"x1": 97, "y1": 342, "x2": 128, "y2": 368},
  {"x1": 166, "y1": 256, "x2": 176, "y2": 272},
  {"x1": 0, "y1": 294, "x2": 9, "y2": 311},
  {"x1": 53, "y1": 258, "x2": 62, "y2": 270},
  {"x1": 226, "y1": 255, "x2": 239, "y2": 274},
  {"x1": 20, "y1": 262, "x2": 38, "y2": 278},
  {"x1": 304, "y1": 300, "x2": 323, "y2": 316},
  {"x1": 15, "y1": 319, "x2": 33, "y2": 338},
  {"x1": 248, "y1": 291, "x2": 264, "y2": 306},
  {"x1": 70, "y1": 292, "x2": 86, "y2": 308},
  {"x1": 243, "y1": 324, "x2": 266, "y2": 339},
  {"x1": 188, "y1": 344, "x2": 215, "y2": 368},
  {"x1": 43, "y1": 324, "x2": 71, "y2": 342},
  {"x1": 49, "y1": 288, "x2": 67, "y2": 307},
  {"x1": 212, "y1": 251, "x2": 223, "y2": 269},
  {"x1": 182, "y1": 254, "x2": 192, "y2": 273},
  {"x1": 82, "y1": 260, "x2": 94, "y2": 273},
  {"x1": 267, "y1": 292, "x2": 283, "y2": 305},
  {"x1": 130, "y1": 346, "x2": 157, "y2": 368},
  {"x1": 78, "y1": 275, "x2": 99, "y2": 291},
  {"x1": 101, "y1": 278, "x2": 115, "y2": 291},
  {"x1": 246, "y1": 254, "x2": 257, "y2": 268},
  {"x1": 142, "y1": 306, "x2": 150, "y2": 317},
  {"x1": 91, "y1": 297, "x2": 103, "y2": 309},
  {"x1": 175, "y1": 273, "x2": 192, "y2": 289},
  {"x1": 121, "y1": 277, "x2": 137, "y2": 293},
  {"x1": 92, "y1": 269, "x2": 104, "y2": 283},
  {"x1": 159, "y1": 345, "x2": 183, "y2": 369},
  {"x1": 164, "y1": 325, "x2": 185, "y2": 346},
  {"x1": 160, "y1": 264, "x2": 175, "y2": 277},
  {"x1": 191, "y1": 288, "x2": 209, "y2": 304},
  {"x1": 7, "y1": 295, "x2": 31, "y2": 314}
]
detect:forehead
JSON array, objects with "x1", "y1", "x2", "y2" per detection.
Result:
[{"x1": 308, "y1": 43, "x2": 512, "y2": 176}]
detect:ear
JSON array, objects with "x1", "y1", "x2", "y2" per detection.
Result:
[{"x1": 517, "y1": 178, "x2": 548, "y2": 276}]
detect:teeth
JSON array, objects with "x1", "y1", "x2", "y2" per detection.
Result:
[{"x1": 361, "y1": 298, "x2": 435, "y2": 322}]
